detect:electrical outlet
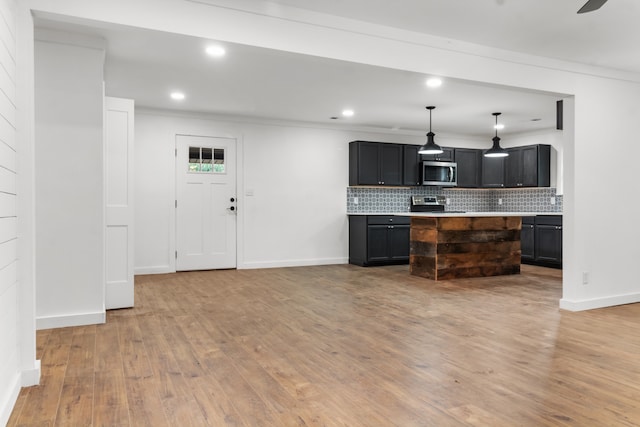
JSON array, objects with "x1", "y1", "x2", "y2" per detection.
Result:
[
  {"x1": 498, "y1": 198, "x2": 503, "y2": 205},
  {"x1": 550, "y1": 197, "x2": 556, "y2": 205},
  {"x1": 582, "y1": 272, "x2": 589, "y2": 285},
  {"x1": 446, "y1": 198, "x2": 451, "y2": 205},
  {"x1": 353, "y1": 197, "x2": 358, "y2": 205}
]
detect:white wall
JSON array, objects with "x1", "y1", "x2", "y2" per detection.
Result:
[
  {"x1": 135, "y1": 110, "x2": 468, "y2": 273},
  {"x1": 0, "y1": 0, "x2": 20, "y2": 423},
  {"x1": 34, "y1": 31, "x2": 105, "y2": 329}
]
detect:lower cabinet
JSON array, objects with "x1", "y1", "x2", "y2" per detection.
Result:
[
  {"x1": 521, "y1": 215, "x2": 562, "y2": 268},
  {"x1": 521, "y1": 217, "x2": 535, "y2": 261},
  {"x1": 349, "y1": 215, "x2": 410, "y2": 266}
]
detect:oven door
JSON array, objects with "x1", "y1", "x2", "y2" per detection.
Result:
[{"x1": 422, "y1": 161, "x2": 457, "y2": 186}]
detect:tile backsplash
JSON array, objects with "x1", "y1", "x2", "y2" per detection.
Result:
[{"x1": 346, "y1": 187, "x2": 562, "y2": 213}]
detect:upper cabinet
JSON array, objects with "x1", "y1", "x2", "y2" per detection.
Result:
[
  {"x1": 403, "y1": 145, "x2": 421, "y2": 186},
  {"x1": 481, "y1": 154, "x2": 506, "y2": 188},
  {"x1": 454, "y1": 148, "x2": 482, "y2": 188},
  {"x1": 504, "y1": 145, "x2": 551, "y2": 188},
  {"x1": 420, "y1": 147, "x2": 455, "y2": 162},
  {"x1": 349, "y1": 141, "x2": 403, "y2": 186},
  {"x1": 349, "y1": 141, "x2": 553, "y2": 189}
]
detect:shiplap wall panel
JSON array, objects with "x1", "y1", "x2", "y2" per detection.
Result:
[
  {"x1": 0, "y1": 216, "x2": 15, "y2": 243},
  {"x1": 0, "y1": 65, "x2": 14, "y2": 103},
  {"x1": 0, "y1": 258, "x2": 15, "y2": 294},
  {"x1": 0, "y1": 238, "x2": 16, "y2": 270},
  {"x1": 0, "y1": 1, "x2": 13, "y2": 39},
  {"x1": 0, "y1": 191, "x2": 15, "y2": 217},
  {"x1": 0, "y1": 164, "x2": 15, "y2": 193},
  {"x1": 0, "y1": 0, "x2": 18, "y2": 424},
  {"x1": 0, "y1": 114, "x2": 14, "y2": 148},
  {"x1": 0, "y1": 86, "x2": 14, "y2": 127}
]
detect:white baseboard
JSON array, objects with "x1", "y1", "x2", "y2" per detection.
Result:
[
  {"x1": 560, "y1": 292, "x2": 640, "y2": 311},
  {"x1": 0, "y1": 371, "x2": 20, "y2": 427},
  {"x1": 239, "y1": 257, "x2": 348, "y2": 270},
  {"x1": 22, "y1": 360, "x2": 41, "y2": 387},
  {"x1": 134, "y1": 265, "x2": 174, "y2": 275},
  {"x1": 36, "y1": 310, "x2": 106, "y2": 330}
]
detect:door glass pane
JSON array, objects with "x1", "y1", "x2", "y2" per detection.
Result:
[
  {"x1": 213, "y1": 148, "x2": 225, "y2": 173},
  {"x1": 189, "y1": 146, "x2": 201, "y2": 172}
]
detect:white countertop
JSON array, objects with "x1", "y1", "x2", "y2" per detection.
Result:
[{"x1": 348, "y1": 212, "x2": 562, "y2": 217}]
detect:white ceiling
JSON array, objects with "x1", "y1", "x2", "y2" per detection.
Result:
[
  {"x1": 267, "y1": 0, "x2": 640, "y2": 73},
  {"x1": 35, "y1": 0, "x2": 638, "y2": 138}
]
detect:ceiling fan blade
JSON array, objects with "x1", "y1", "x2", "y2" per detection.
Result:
[{"x1": 577, "y1": 0, "x2": 608, "y2": 13}]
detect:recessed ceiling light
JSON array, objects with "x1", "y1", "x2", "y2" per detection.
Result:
[
  {"x1": 426, "y1": 78, "x2": 443, "y2": 88},
  {"x1": 205, "y1": 45, "x2": 226, "y2": 57},
  {"x1": 494, "y1": 123, "x2": 505, "y2": 130},
  {"x1": 170, "y1": 92, "x2": 185, "y2": 101},
  {"x1": 342, "y1": 109, "x2": 354, "y2": 117}
]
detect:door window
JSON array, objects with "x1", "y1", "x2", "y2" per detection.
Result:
[{"x1": 188, "y1": 146, "x2": 225, "y2": 173}]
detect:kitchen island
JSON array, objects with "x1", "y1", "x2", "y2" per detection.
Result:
[{"x1": 396, "y1": 212, "x2": 532, "y2": 281}]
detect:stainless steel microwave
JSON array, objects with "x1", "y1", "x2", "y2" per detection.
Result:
[{"x1": 421, "y1": 161, "x2": 457, "y2": 186}]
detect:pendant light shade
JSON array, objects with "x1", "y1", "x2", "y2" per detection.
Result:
[
  {"x1": 484, "y1": 112, "x2": 509, "y2": 158},
  {"x1": 418, "y1": 106, "x2": 443, "y2": 155}
]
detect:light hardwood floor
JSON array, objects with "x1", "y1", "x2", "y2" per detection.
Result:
[{"x1": 8, "y1": 264, "x2": 640, "y2": 426}]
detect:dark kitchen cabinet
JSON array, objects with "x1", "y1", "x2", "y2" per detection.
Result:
[
  {"x1": 349, "y1": 215, "x2": 410, "y2": 266},
  {"x1": 403, "y1": 145, "x2": 421, "y2": 186},
  {"x1": 521, "y1": 216, "x2": 535, "y2": 261},
  {"x1": 505, "y1": 145, "x2": 551, "y2": 188},
  {"x1": 535, "y1": 216, "x2": 562, "y2": 265},
  {"x1": 481, "y1": 154, "x2": 505, "y2": 188},
  {"x1": 454, "y1": 148, "x2": 482, "y2": 188},
  {"x1": 349, "y1": 141, "x2": 403, "y2": 186},
  {"x1": 420, "y1": 146, "x2": 455, "y2": 162},
  {"x1": 521, "y1": 215, "x2": 562, "y2": 268}
]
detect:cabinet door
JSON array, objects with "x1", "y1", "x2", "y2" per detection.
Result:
[
  {"x1": 380, "y1": 143, "x2": 403, "y2": 185},
  {"x1": 367, "y1": 225, "x2": 390, "y2": 262},
  {"x1": 521, "y1": 222, "x2": 535, "y2": 260},
  {"x1": 481, "y1": 155, "x2": 505, "y2": 188},
  {"x1": 521, "y1": 145, "x2": 540, "y2": 187},
  {"x1": 403, "y1": 145, "x2": 420, "y2": 186},
  {"x1": 455, "y1": 148, "x2": 481, "y2": 188},
  {"x1": 535, "y1": 225, "x2": 562, "y2": 264},
  {"x1": 388, "y1": 225, "x2": 410, "y2": 260},
  {"x1": 356, "y1": 142, "x2": 381, "y2": 185},
  {"x1": 504, "y1": 147, "x2": 523, "y2": 187},
  {"x1": 506, "y1": 146, "x2": 539, "y2": 187},
  {"x1": 421, "y1": 147, "x2": 454, "y2": 162}
]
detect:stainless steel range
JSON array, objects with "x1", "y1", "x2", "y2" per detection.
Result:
[{"x1": 410, "y1": 195, "x2": 446, "y2": 212}]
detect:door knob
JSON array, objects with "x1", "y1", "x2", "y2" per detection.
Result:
[
  {"x1": 230, "y1": 197, "x2": 235, "y2": 202},
  {"x1": 229, "y1": 206, "x2": 235, "y2": 211}
]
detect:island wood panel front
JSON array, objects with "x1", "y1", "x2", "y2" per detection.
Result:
[{"x1": 410, "y1": 216, "x2": 522, "y2": 280}]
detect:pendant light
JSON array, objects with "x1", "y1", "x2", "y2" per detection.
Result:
[
  {"x1": 418, "y1": 106, "x2": 443, "y2": 155},
  {"x1": 484, "y1": 112, "x2": 509, "y2": 158}
]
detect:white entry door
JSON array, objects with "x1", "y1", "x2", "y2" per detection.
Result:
[{"x1": 176, "y1": 135, "x2": 237, "y2": 271}]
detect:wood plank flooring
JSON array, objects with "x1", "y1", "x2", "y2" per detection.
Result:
[{"x1": 8, "y1": 264, "x2": 640, "y2": 426}]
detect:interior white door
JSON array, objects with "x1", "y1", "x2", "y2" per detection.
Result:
[
  {"x1": 176, "y1": 135, "x2": 237, "y2": 271},
  {"x1": 105, "y1": 97, "x2": 134, "y2": 309}
]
